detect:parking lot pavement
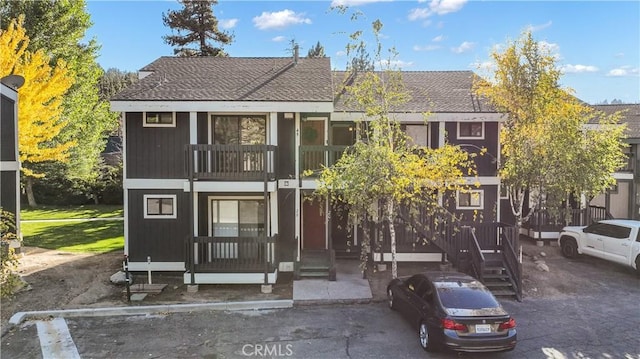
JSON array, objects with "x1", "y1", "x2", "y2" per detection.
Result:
[{"x1": 3, "y1": 289, "x2": 639, "y2": 359}]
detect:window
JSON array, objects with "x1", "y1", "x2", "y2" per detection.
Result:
[
  {"x1": 144, "y1": 112, "x2": 175, "y2": 127},
  {"x1": 457, "y1": 190, "x2": 484, "y2": 210},
  {"x1": 585, "y1": 223, "x2": 631, "y2": 239},
  {"x1": 499, "y1": 185, "x2": 509, "y2": 199},
  {"x1": 144, "y1": 195, "x2": 177, "y2": 219},
  {"x1": 210, "y1": 198, "x2": 265, "y2": 237},
  {"x1": 212, "y1": 115, "x2": 266, "y2": 144},
  {"x1": 458, "y1": 122, "x2": 484, "y2": 139}
]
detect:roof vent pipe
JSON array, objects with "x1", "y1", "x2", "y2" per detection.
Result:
[{"x1": 294, "y1": 44, "x2": 299, "y2": 64}]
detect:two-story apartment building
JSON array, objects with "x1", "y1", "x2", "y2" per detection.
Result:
[
  {"x1": 1, "y1": 75, "x2": 24, "y2": 247},
  {"x1": 110, "y1": 55, "x2": 504, "y2": 285},
  {"x1": 591, "y1": 104, "x2": 639, "y2": 220}
]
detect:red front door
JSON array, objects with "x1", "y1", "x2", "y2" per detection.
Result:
[{"x1": 302, "y1": 198, "x2": 326, "y2": 250}]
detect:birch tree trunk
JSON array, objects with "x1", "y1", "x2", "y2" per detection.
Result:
[{"x1": 386, "y1": 199, "x2": 398, "y2": 279}]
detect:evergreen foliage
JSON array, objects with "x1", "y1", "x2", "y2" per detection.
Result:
[
  {"x1": 163, "y1": 0, "x2": 233, "y2": 57},
  {"x1": 307, "y1": 41, "x2": 326, "y2": 58}
]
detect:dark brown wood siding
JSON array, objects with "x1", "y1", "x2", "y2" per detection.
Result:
[
  {"x1": 277, "y1": 189, "x2": 296, "y2": 262},
  {"x1": 277, "y1": 113, "x2": 295, "y2": 179},
  {"x1": 125, "y1": 112, "x2": 190, "y2": 178},
  {"x1": 0, "y1": 172, "x2": 17, "y2": 215},
  {"x1": 197, "y1": 112, "x2": 208, "y2": 144},
  {"x1": 445, "y1": 121, "x2": 498, "y2": 176},
  {"x1": 1, "y1": 94, "x2": 16, "y2": 161},
  {"x1": 127, "y1": 189, "x2": 189, "y2": 262},
  {"x1": 430, "y1": 122, "x2": 439, "y2": 149}
]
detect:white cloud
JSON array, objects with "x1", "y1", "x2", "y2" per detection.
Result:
[
  {"x1": 472, "y1": 61, "x2": 496, "y2": 72},
  {"x1": 336, "y1": 50, "x2": 346, "y2": 57},
  {"x1": 451, "y1": 41, "x2": 475, "y2": 54},
  {"x1": 331, "y1": 0, "x2": 392, "y2": 6},
  {"x1": 219, "y1": 18, "x2": 238, "y2": 30},
  {"x1": 408, "y1": 8, "x2": 430, "y2": 21},
  {"x1": 607, "y1": 66, "x2": 640, "y2": 77},
  {"x1": 413, "y1": 44, "x2": 440, "y2": 51},
  {"x1": 430, "y1": 0, "x2": 468, "y2": 15},
  {"x1": 614, "y1": 52, "x2": 625, "y2": 58},
  {"x1": 526, "y1": 21, "x2": 552, "y2": 32},
  {"x1": 272, "y1": 36, "x2": 287, "y2": 42},
  {"x1": 561, "y1": 64, "x2": 599, "y2": 73},
  {"x1": 253, "y1": 10, "x2": 312, "y2": 30},
  {"x1": 409, "y1": 0, "x2": 467, "y2": 21},
  {"x1": 378, "y1": 59, "x2": 414, "y2": 69},
  {"x1": 539, "y1": 41, "x2": 560, "y2": 54},
  {"x1": 432, "y1": 35, "x2": 444, "y2": 42}
]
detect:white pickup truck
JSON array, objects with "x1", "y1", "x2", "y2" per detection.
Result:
[{"x1": 558, "y1": 219, "x2": 640, "y2": 275}]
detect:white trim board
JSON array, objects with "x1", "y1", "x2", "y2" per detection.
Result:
[
  {"x1": 331, "y1": 112, "x2": 504, "y2": 123},
  {"x1": 124, "y1": 179, "x2": 186, "y2": 190},
  {"x1": 128, "y1": 262, "x2": 186, "y2": 271},
  {"x1": 183, "y1": 271, "x2": 278, "y2": 284},
  {"x1": 111, "y1": 101, "x2": 333, "y2": 113},
  {"x1": 373, "y1": 252, "x2": 442, "y2": 262},
  {"x1": 188, "y1": 181, "x2": 277, "y2": 192}
]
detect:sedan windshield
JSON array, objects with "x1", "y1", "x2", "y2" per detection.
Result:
[{"x1": 434, "y1": 281, "x2": 500, "y2": 309}]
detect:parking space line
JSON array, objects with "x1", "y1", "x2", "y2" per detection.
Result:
[{"x1": 36, "y1": 317, "x2": 81, "y2": 359}]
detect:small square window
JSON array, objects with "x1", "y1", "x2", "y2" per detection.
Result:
[
  {"x1": 144, "y1": 195, "x2": 177, "y2": 219},
  {"x1": 458, "y1": 122, "x2": 484, "y2": 139},
  {"x1": 457, "y1": 190, "x2": 483, "y2": 210},
  {"x1": 144, "y1": 112, "x2": 175, "y2": 127}
]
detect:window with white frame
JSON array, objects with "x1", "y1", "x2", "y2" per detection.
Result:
[
  {"x1": 210, "y1": 198, "x2": 265, "y2": 237},
  {"x1": 143, "y1": 112, "x2": 175, "y2": 127},
  {"x1": 144, "y1": 195, "x2": 177, "y2": 219},
  {"x1": 457, "y1": 190, "x2": 484, "y2": 210},
  {"x1": 458, "y1": 122, "x2": 484, "y2": 139}
]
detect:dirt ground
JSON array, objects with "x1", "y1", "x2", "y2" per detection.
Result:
[{"x1": 2, "y1": 238, "x2": 636, "y2": 335}]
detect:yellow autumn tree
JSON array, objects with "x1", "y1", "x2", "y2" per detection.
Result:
[{"x1": 0, "y1": 16, "x2": 75, "y2": 205}]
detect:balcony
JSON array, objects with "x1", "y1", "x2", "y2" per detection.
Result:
[
  {"x1": 299, "y1": 145, "x2": 350, "y2": 177},
  {"x1": 185, "y1": 144, "x2": 276, "y2": 181},
  {"x1": 187, "y1": 235, "x2": 277, "y2": 273}
]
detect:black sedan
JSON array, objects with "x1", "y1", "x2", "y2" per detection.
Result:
[{"x1": 387, "y1": 271, "x2": 517, "y2": 353}]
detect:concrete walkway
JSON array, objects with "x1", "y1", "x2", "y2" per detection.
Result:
[{"x1": 293, "y1": 259, "x2": 372, "y2": 304}]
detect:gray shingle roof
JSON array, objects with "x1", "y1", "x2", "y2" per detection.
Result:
[
  {"x1": 111, "y1": 56, "x2": 333, "y2": 102},
  {"x1": 333, "y1": 70, "x2": 496, "y2": 113},
  {"x1": 594, "y1": 104, "x2": 640, "y2": 139}
]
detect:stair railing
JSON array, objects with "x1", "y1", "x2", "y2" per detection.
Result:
[
  {"x1": 466, "y1": 227, "x2": 485, "y2": 283},
  {"x1": 502, "y1": 235, "x2": 522, "y2": 301}
]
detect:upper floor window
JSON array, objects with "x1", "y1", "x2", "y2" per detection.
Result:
[
  {"x1": 144, "y1": 194, "x2": 177, "y2": 219},
  {"x1": 213, "y1": 115, "x2": 266, "y2": 144},
  {"x1": 458, "y1": 122, "x2": 484, "y2": 140},
  {"x1": 457, "y1": 189, "x2": 484, "y2": 210},
  {"x1": 144, "y1": 112, "x2": 175, "y2": 127}
]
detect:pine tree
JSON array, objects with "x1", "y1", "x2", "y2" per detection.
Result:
[
  {"x1": 307, "y1": 41, "x2": 326, "y2": 58},
  {"x1": 163, "y1": 0, "x2": 233, "y2": 57}
]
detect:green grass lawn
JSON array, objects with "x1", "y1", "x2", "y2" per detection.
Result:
[
  {"x1": 20, "y1": 205, "x2": 124, "y2": 253},
  {"x1": 20, "y1": 204, "x2": 123, "y2": 220}
]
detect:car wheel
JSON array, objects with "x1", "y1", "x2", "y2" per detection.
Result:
[
  {"x1": 635, "y1": 256, "x2": 640, "y2": 277},
  {"x1": 418, "y1": 322, "x2": 437, "y2": 352},
  {"x1": 560, "y1": 238, "x2": 578, "y2": 258},
  {"x1": 387, "y1": 288, "x2": 396, "y2": 310}
]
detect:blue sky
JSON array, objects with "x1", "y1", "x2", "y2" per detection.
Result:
[{"x1": 85, "y1": 0, "x2": 639, "y2": 104}]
